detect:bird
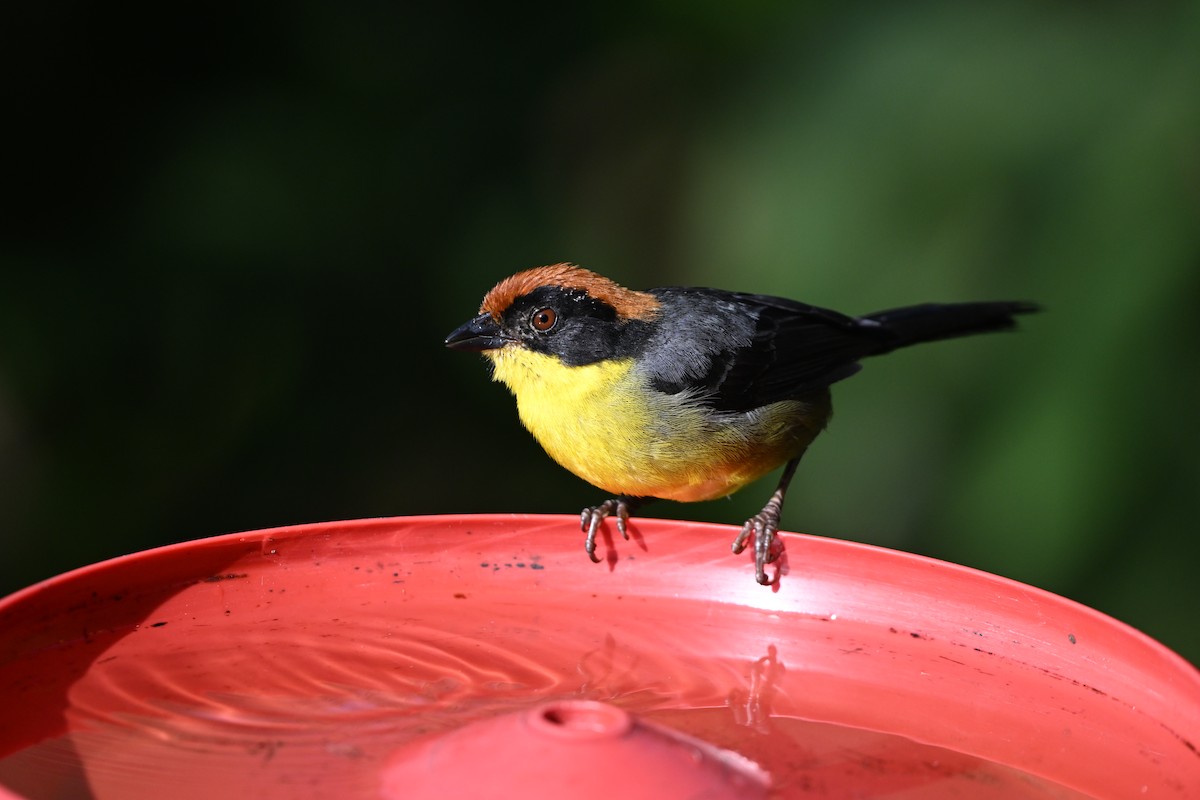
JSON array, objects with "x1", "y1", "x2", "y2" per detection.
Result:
[{"x1": 445, "y1": 263, "x2": 1038, "y2": 585}]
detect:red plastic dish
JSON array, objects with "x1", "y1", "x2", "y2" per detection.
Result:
[{"x1": 0, "y1": 514, "x2": 1196, "y2": 799}]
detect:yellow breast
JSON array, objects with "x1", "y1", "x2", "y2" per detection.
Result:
[{"x1": 485, "y1": 346, "x2": 823, "y2": 501}]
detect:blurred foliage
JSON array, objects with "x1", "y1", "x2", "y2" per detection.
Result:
[{"x1": 2, "y1": 2, "x2": 1197, "y2": 663}]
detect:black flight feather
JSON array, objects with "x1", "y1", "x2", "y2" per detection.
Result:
[{"x1": 643, "y1": 289, "x2": 1038, "y2": 412}]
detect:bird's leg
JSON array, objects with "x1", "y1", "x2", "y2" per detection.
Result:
[
  {"x1": 732, "y1": 458, "x2": 800, "y2": 585},
  {"x1": 581, "y1": 496, "x2": 642, "y2": 563}
]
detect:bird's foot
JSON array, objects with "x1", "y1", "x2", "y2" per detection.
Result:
[
  {"x1": 732, "y1": 504, "x2": 784, "y2": 586},
  {"x1": 581, "y1": 497, "x2": 638, "y2": 563}
]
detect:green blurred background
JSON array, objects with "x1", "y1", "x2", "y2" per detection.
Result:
[{"x1": 2, "y1": 2, "x2": 1197, "y2": 663}]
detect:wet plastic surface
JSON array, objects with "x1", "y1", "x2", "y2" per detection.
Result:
[
  {"x1": 380, "y1": 699, "x2": 769, "y2": 799},
  {"x1": 0, "y1": 514, "x2": 1196, "y2": 799}
]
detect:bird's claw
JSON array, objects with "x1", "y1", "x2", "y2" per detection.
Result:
[
  {"x1": 581, "y1": 498, "x2": 633, "y2": 563},
  {"x1": 732, "y1": 510, "x2": 783, "y2": 585}
]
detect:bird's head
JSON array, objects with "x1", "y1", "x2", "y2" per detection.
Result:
[{"x1": 444, "y1": 263, "x2": 660, "y2": 367}]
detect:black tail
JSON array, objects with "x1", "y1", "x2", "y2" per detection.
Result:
[{"x1": 861, "y1": 301, "x2": 1040, "y2": 354}]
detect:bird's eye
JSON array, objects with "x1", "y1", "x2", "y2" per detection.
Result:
[{"x1": 530, "y1": 307, "x2": 557, "y2": 332}]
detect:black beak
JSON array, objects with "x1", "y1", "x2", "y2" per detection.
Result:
[{"x1": 445, "y1": 313, "x2": 507, "y2": 352}]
